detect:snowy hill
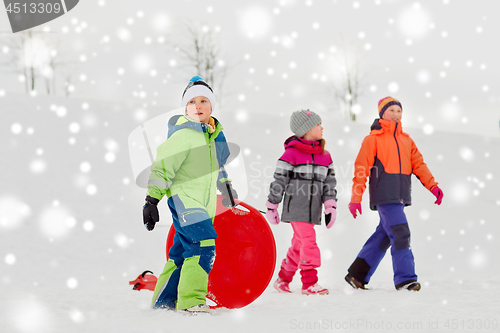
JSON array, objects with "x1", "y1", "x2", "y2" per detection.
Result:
[{"x1": 1, "y1": 94, "x2": 499, "y2": 333}]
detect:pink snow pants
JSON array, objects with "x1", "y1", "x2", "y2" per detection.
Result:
[{"x1": 279, "y1": 221, "x2": 321, "y2": 288}]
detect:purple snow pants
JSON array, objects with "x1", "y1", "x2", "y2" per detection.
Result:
[{"x1": 347, "y1": 203, "x2": 418, "y2": 288}]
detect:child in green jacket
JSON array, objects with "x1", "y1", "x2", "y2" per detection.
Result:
[{"x1": 142, "y1": 76, "x2": 237, "y2": 314}]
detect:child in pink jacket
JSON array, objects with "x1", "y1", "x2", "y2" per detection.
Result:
[{"x1": 266, "y1": 109, "x2": 337, "y2": 295}]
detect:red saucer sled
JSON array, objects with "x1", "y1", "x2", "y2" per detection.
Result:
[
  {"x1": 166, "y1": 195, "x2": 276, "y2": 309},
  {"x1": 129, "y1": 270, "x2": 158, "y2": 291}
]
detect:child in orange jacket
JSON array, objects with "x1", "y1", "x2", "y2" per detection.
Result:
[{"x1": 345, "y1": 96, "x2": 444, "y2": 291}]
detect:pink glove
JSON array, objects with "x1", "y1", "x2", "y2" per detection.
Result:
[
  {"x1": 324, "y1": 199, "x2": 337, "y2": 228},
  {"x1": 265, "y1": 201, "x2": 280, "y2": 225},
  {"x1": 349, "y1": 202, "x2": 362, "y2": 219},
  {"x1": 431, "y1": 186, "x2": 443, "y2": 205}
]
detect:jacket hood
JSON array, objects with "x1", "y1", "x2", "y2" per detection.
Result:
[
  {"x1": 370, "y1": 118, "x2": 405, "y2": 135},
  {"x1": 284, "y1": 135, "x2": 323, "y2": 154},
  {"x1": 167, "y1": 115, "x2": 221, "y2": 139}
]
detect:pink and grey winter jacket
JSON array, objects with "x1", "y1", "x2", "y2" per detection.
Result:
[{"x1": 268, "y1": 136, "x2": 337, "y2": 225}]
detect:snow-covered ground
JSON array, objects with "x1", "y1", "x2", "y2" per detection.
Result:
[{"x1": 1, "y1": 94, "x2": 499, "y2": 333}]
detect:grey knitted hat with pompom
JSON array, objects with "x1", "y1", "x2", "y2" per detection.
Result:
[{"x1": 290, "y1": 109, "x2": 322, "y2": 137}]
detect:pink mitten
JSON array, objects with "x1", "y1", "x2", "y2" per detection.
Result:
[
  {"x1": 265, "y1": 201, "x2": 280, "y2": 225},
  {"x1": 348, "y1": 202, "x2": 362, "y2": 219},
  {"x1": 431, "y1": 186, "x2": 443, "y2": 205},
  {"x1": 324, "y1": 199, "x2": 337, "y2": 228}
]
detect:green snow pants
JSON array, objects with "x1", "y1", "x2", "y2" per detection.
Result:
[{"x1": 151, "y1": 196, "x2": 216, "y2": 310}]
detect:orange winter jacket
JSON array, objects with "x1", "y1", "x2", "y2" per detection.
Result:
[{"x1": 351, "y1": 119, "x2": 438, "y2": 210}]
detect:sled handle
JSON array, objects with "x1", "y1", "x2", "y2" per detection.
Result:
[
  {"x1": 141, "y1": 270, "x2": 154, "y2": 277},
  {"x1": 226, "y1": 182, "x2": 236, "y2": 207}
]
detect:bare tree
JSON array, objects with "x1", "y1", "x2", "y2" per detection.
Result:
[
  {"x1": 54, "y1": 59, "x2": 79, "y2": 97},
  {"x1": 328, "y1": 38, "x2": 367, "y2": 121},
  {"x1": 165, "y1": 19, "x2": 231, "y2": 106},
  {"x1": 1, "y1": 31, "x2": 29, "y2": 93},
  {"x1": 0, "y1": 29, "x2": 72, "y2": 95}
]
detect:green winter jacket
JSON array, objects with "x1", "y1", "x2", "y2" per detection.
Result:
[{"x1": 146, "y1": 115, "x2": 230, "y2": 222}]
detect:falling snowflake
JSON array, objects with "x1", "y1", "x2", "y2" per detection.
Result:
[
  {"x1": 388, "y1": 82, "x2": 399, "y2": 93},
  {"x1": 11, "y1": 123, "x2": 22, "y2": 134},
  {"x1": 469, "y1": 250, "x2": 487, "y2": 269},
  {"x1": 104, "y1": 139, "x2": 119, "y2": 152},
  {"x1": 86, "y1": 184, "x2": 98, "y2": 196},
  {"x1": 134, "y1": 109, "x2": 147, "y2": 122},
  {"x1": 239, "y1": 6, "x2": 273, "y2": 39},
  {"x1": 39, "y1": 204, "x2": 76, "y2": 239},
  {"x1": 82, "y1": 220, "x2": 95, "y2": 232},
  {"x1": 423, "y1": 124, "x2": 434, "y2": 135},
  {"x1": 449, "y1": 182, "x2": 470, "y2": 204},
  {"x1": 417, "y1": 70, "x2": 431, "y2": 84},
  {"x1": 80, "y1": 162, "x2": 91, "y2": 173},
  {"x1": 236, "y1": 110, "x2": 249, "y2": 122},
  {"x1": 5, "y1": 253, "x2": 16, "y2": 265},
  {"x1": 69, "y1": 309, "x2": 85, "y2": 323},
  {"x1": 397, "y1": 4, "x2": 431, "y2": 39},
  {"x1": 10, "y1": 297, "x2": 52, "y2": 332},
  {"x1": 419, "y1": 209, "x2": 430, "y2": 220},
  {"x1": 322, "y1": 249, "x2": 333, "y2": 260},
  {"x1": 152, "y1": 13, "x2": 170, "y2": 33},
  {"x1": 459, "y1": 147, "x2": 475, "y2": 162},
  {"x1": 67, "y1": 277, "x2": 78, "y2": 289},
  {"x1": 30, "y1": 159, "x2": 47, "y2": 174},
  {"x1": 132, "y1": 54, "x2": 152, "y2": 74},
  {"x1": 105, "y1": 152, "x2": 116, "y2": 163},
  {"x1": 56, "y1": 106, "x2": 67, "y2": 117},
  {"x1": 115, "y1": 233, "x2": 132, "y2": 249},
  {"x1": 441, "y1": 102, "x2": 460, "y2": 121},
  {"x1": 69, "y1": 122, "x2": 81, "y2": 134},
  {"x1": 0, "y1": 196, "x2": 31, "y2": 229}
]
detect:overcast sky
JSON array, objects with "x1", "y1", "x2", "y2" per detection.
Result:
[{"x1": 0, "y1": 0, "x2": 499, "y2": 136}]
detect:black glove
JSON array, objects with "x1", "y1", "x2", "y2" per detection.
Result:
[
  {"x1": 218, "y1": 181, "x2": 238, "y2": 207},
  {"x1": 142, "y1": 196, "x2": 159, "y2": 231}
]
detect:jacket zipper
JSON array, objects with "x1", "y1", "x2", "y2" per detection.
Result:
[
  {"x1": 394, "y1": 122, "x2": 403, "y2": 203},
  {"x1": 309, "y1": 152, "x2": 315, "y2": 222},
  {"x1": 204, "y1": 126, "x2": 213, "y2": 208},
  {"x1": 207, "y1": 135, "x2": 214, "y2": 208}
]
